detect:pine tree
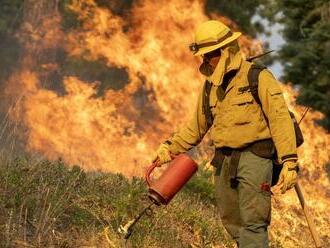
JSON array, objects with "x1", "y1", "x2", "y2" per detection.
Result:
[{"x1": 264, "y1": 0, "x2": 330, "y2": 129}]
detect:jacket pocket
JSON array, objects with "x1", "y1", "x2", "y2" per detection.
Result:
[
  {"x1": 230, "y1": 95, "x2": 256, "y2": 125},
  {"x1": 268, "y1": 87, "x2": 283, "y2": 96},
  {"x1": 231, "y1": 94, "x2": 254, "y2": 105}
]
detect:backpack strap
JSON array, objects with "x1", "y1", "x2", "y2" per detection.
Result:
[
  {"x1": 202, "y1": 64, "x2": 265, "y2": 128},
  {"x1": 203, "y1": 64, "x2": 265, "y2": 126},
  {"x1": 202, "y1": 80, "x2": 213, "y2": 128},
  {"x1": 247, "y1": 64, "x2": 266, "y2": 104},
  {"x1": 202, "y1": 70, "x2": 239, "y2": 129},
  {"x1": 247, "y1": 64, "x2": 304, "y2": 149}
]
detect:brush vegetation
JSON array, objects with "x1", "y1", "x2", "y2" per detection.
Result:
[{"x1": 0, "y1": 156, "x2": 284, "y2": 247}]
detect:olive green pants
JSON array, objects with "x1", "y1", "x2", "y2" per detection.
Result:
[{"x1": 214, "y1": 151, "x2": 272, "y2": 248}]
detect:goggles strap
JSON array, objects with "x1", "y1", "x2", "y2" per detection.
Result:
[{"x1": 190, "y1": 31, "x2": 233, "y2": 53}]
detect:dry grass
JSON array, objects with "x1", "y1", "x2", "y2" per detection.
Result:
[{"x1": 0, "y1": 156, "x2": 238, "y2": 247}]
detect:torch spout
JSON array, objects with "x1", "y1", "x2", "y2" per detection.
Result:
[{"x1": 118, "y1": 202, "x2": 154, "y2": 239}]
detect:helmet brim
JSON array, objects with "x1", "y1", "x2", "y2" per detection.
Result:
[{"x1": 193, "y1": 32, "x2": 242, "y2": 56}]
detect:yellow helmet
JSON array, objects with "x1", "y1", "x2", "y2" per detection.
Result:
[{"x1": 189, "y1": 20, "x2": 241, "y2": 56}]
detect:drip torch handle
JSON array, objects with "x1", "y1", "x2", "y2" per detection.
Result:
[
  {"x1": 145, "y1": 161, "x2": 159, "y2": 186},
  {"x1": 145, "y1": 154, "x2": 176, "y2": 186}
]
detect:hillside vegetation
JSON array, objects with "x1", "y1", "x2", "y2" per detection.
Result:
[{"x1": 0, "y1": 156, "x2": 241, "y2": 247}]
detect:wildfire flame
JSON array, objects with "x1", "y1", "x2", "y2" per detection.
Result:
[
  {"x1": 3, "y1": 0, "x2": 329, "y2": 247},
  {"x1": 7, "y1": 0, "x2": 262, "y2": 175}
]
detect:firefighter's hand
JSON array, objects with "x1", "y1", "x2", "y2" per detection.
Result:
[
  {"x1": 152, "y1": 143, "x2": 172, "y2": 165},
  {"x1": 277, "y1": 161, "x2": 299, "y2": 194}
]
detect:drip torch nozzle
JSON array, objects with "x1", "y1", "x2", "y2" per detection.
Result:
[
  {"x1": 117, "y1": 202, "x2": 154, "y2": 239},
  {"x1": 118, "y1": 219, "x2": 135, "y2": 239}
]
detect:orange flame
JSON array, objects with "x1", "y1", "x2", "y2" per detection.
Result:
[{"x1": 8, "y1": 0, "x2": 261, "y2": 175}]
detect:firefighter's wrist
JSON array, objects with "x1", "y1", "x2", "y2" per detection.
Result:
[
  {"x1": 279, "y1": 154, "x2": 298, "y2": 164},
  {"x1": 283, "y1": 160, "x2": 299, "y2": 172},
  {"x1": 163, "y1": 139, "x2": 186, "y2": 155},
  {"x1": 287, "y1": 165, "x2": 299, "y2": 172}
]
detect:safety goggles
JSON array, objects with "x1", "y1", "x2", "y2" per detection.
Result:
[
  {"x1": 189, "y1": 31, "x2": 233, "y2": 54},
  {"x1": 202, "y1": 49, "x2": 221, "y2": 60}
]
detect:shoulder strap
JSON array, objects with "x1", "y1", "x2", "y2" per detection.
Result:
[
  {"x1": 247, "y1": 64, "x2": 304, "y2": 149},
  {"x1": 202, "y1": 65, "x2": 264, "y2": 127},
  {"x1": 202, "y1": 70, "x2": 238, "y2": 128},
  {"x1": 247, "y1": 64, "x2": 266, "y2": 105},
  {"x1": 202, "y1": 80, "x2": 213, "y2": 128}
]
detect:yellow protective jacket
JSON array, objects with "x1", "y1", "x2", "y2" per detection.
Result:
[{"x1": 166, "y1": 60, "x2": 298, "y2": 164}]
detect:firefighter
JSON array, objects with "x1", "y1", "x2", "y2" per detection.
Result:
[{"x1": 152, "y1": 20, "x2": 299, "y2": 247}]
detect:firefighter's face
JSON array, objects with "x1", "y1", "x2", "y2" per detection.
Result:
[{"x1": 199, "y1": 49, "x2": 221, "y2": 76}]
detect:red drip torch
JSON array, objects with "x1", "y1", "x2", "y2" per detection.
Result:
[{"x1": 118, "y1": 153, "x2": 198, "y2": 239}]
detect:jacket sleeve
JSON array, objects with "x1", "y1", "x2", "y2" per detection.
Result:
[
  {"x1": 258, "y1": 69, "x2": 298, "y2": 163},
  {"x1": 166, "y1": 85, "x2": 210, "y2": 154}
]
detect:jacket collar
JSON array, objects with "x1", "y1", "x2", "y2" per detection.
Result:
[{"x1": 207, "y1": 50, "x2": 243, "y2": 86}]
